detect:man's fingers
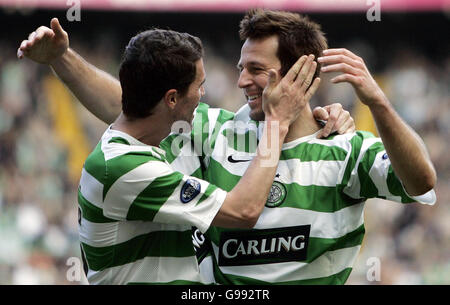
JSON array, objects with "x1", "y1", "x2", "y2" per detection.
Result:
[
  {"x1": 331, "y1": 73, "x2": 361, "y2": 86},
  {"x1": 19, "y1": 40, "x2": 28, "y2": 50},
  {"x1": 323, "y1": 48, "x2": 360, "y2": 61},
  {"x1": 315, "y1": 103, "x2": 354, "y2": 138},
  {"x1": 35, "y1": 26, "x2": 53, "y2": 41},
  {"x1": 337, "y1": 116, "x2": 355, "y2": 134},
  {"x1": 321, "y1": 62, "x2": 361, "y2": 75},
  {"x1": 317, "y1": 118, "x2": 355, "y2": 138},
  {"x1": 264, "y1": 69, "x2": 279, "y2": 93},
  {"x1": 317, "y1": 54, "x2": 363, "y2": 70},
  {"x1": 268, "y1": 69, "x2": 278, "y2": 86},
  {"x1": 285, "y1": 55, "x2": 307, "y2": 82},
  {"x1": 320, "y1": 103, "x2": 342, "y2": 137},
  {"x1": 312, "y1": 106, "x2": 329, "y2": 121},
  {"x1": 35, "y1": 30, "x2": 45, "y2": 41},
  {"x1": 320, "y1": 121, "x2": 334, "y2": 138},
  {"x1": 295, "y1": 54, "x2": 314, "y2": 85},
  {"x1": 347, "y1": 120, "x2": 356, "y2": 133},
  {"x1": 304, "y1": 77, "x2": 320, "y2": 102},
  {"x1": 17, "y1": 48, "x2": 24, "y2": 59},
  {"x1": 319, "y1": 49, "x2": 366, "y2": 89},
  {"x1": 299, "y1": 60, "x2": 317, "y2": 91},
  {"x1": 334, "y1": 110, "x2": 350, "y2": 133},
  {"x1": 28, "y1": 31, "x2": 36, "y2": 41},
  {"x1": 18, "y1": 39, "x2": 32, "y2": 58},
  {"x1": 26, "y1": 27, "x2": 50, "y2": 49},
  {"x1": 51, "y1": 18, "x2": 65, "y2": 38}
]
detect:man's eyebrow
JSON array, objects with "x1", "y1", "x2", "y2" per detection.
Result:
[{"x1": 236, "y1": 61, "x2": 266, "y2": 70}]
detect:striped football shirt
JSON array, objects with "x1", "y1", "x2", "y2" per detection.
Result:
[
  {"x1": 161, "y1": 102, "x2": 436, "y2": 285},
  {"x1": 78, "y1": 126, "x2": 226, "y2": 284}
]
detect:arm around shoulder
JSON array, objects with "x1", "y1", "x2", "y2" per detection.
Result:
[
  {"x1": 50, "y1": 48, "x2": 122, "y2": 124},
  {"x1": 18, "y1": 18, "x2": 122, "y2": 124}
]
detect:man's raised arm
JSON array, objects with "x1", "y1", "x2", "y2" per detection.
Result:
[
  {"x1": 318, "y1": 48, "x2": 437, "y2": 196},
  {"x1": 17, "y1": 18, "x2": 121, "y2": 124}
]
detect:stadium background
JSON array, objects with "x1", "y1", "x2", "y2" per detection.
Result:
[{"x1": 0, "y1": 0, "x2": 449, "y2": 284}]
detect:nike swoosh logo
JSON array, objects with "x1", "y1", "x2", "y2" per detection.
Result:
[{"x1": 227, "y1": 155, "x2": 252, "y2": 163}]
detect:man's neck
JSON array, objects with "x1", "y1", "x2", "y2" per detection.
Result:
[
  {"x1": 284, "y1": 106, "x2": 321, "y2": 143},
  {"x1": 112, "y1": 112, "x2": 171, "y2": 147}
]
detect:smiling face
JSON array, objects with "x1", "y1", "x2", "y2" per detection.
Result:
[{"x1": 237, "y1": 36, "x2": 281, "y2": 121}]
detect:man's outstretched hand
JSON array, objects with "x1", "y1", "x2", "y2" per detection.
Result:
[
  {"x1": 318, "y1": 48, "x2": 387, "y2": 107},
  {"x1": 17, "y1": 18, "x2": 69, "y2": 65}
]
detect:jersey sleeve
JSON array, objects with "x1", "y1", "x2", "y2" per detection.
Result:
[
  {"x1": 102, "y1": 157, "x2": 227, "y2": 233},
  {"x1": 342, "y1": 131, "x2": 436, "y2": 205}
]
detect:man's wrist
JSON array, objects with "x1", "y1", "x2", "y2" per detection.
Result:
[
  {"x1": 368, "y1": 94, "x2": 392, "y2": 115},
  {"x1": 49, "y1": 48, "x2": 71, "y2": 69},
  {"x1": 264, "y1": 117, "x2": 289, "y2": 137}
]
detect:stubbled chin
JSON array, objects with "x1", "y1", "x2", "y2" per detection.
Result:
[
  {"x1": 246, "y1": 96, "x2": 265, "y2": 121},
  {"x1": 249, "y1": 109, "x2": 265, "y2": 122}
]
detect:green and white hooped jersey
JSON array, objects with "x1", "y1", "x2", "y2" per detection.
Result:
[
  {"x1": 77, "y1": 126, "x2": 226, "y2": 284},
  {"x1": 163, "y1": 102, "x2": 436, "y2": 285}
]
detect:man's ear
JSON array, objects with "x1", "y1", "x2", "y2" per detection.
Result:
[{"x1": 164, "y1": 89, "x2": 178, "y2": 110}]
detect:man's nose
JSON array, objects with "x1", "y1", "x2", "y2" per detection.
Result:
[{"x1": 237, "y1": 69, "x2": 252, "y2": 88}]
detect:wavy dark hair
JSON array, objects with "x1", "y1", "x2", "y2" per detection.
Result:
[
  {"x1": 239, "y1": 9, "x2": 328, "y2": 79},
  {"x1": 119, "y1": 29, "x2": 203, "y2": 118}
]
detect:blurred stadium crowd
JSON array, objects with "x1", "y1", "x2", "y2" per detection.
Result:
[{"x1": 0, "y1": 10, "x2": 449, "y2": 284}]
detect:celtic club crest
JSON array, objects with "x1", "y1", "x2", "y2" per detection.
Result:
[{"x1": 265, "y1": 181, "x2": 287, "y2": 208}]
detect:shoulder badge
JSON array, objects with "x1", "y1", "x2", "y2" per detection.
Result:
[{"x1": 180, "y1": 179, "x2": 201, "y2": 203}]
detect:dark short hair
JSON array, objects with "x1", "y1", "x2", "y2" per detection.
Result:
[
  {"x1": 119, "y1": 29, "x2": 203, "y2": 118},
  {"x1": 239, "y1": 9, "x2": 328, "y2": 79}
]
